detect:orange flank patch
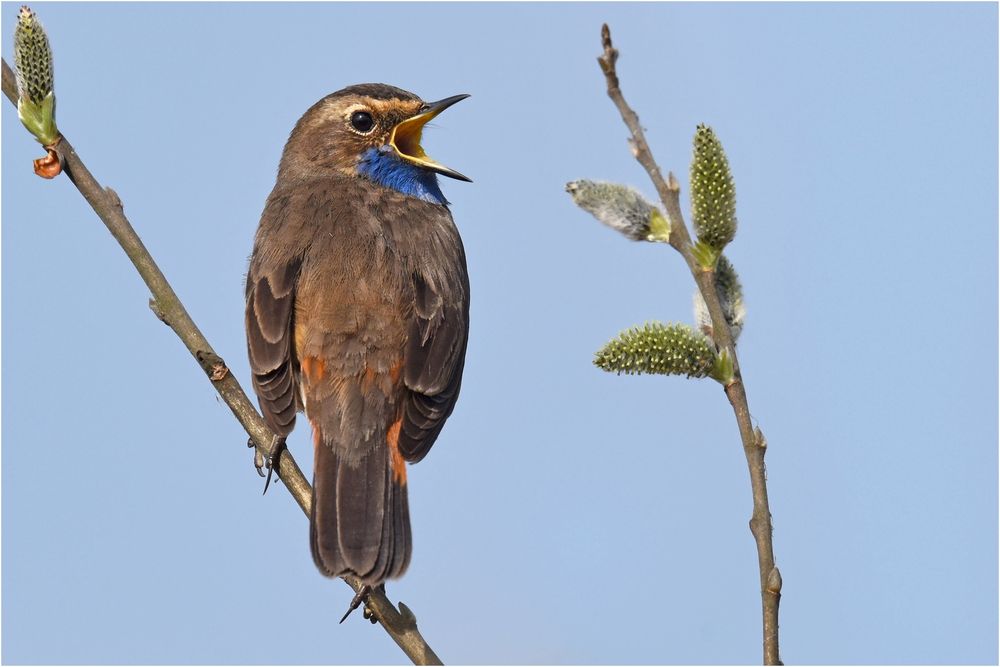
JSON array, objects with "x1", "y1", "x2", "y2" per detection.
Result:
[
  {"x1": 310, "y1": 416, "x2": 322, "y2": 450},
  {"x1": 310, "y1": 416, "x2": 323, "y2": 506},
  {"x1": 386, "y1": 418, "x2": 407, "y2": 485},
  {"x1": 301, "y1": 356, "x2": 326, "y2": 384},
  {"x1": 389, "y1": 359, "x2": 403, "y2": 384}
]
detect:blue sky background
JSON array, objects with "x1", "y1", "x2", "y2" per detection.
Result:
[{"x1": 2, "y1": 2, "x2": 997, "y2": 664}]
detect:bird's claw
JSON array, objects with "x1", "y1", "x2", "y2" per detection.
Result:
[
  {"x1": 340, "y1": 584, "x2": 383, "y2": 625},
  {"x1": 249, "y1": 438, "x2": 267, "y2": 477},
  {"x1": 255, "y1": 435, "x2": 286, "y2": 494},
  {"x1": 340, "y1": 585, "x2": 371, "y2": 624}
]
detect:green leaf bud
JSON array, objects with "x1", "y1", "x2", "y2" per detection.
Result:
[
  {"x1": 691, "y1": 240, "x2": 720, "y2": 270},
  {"x1": 690, "y1": 124, "x2": 736, "y2": 250},
  {"x1": 566, "y1": 180, "x2": 670, "y2": 243},
  {"x1": 594, "y1": 322, "x2": 716, "y2": 378},
  {"x1": 710, "y1": 347, "x2": 735, "y2": 386}
]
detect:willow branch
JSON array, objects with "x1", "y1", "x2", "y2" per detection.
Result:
[
  {"x1": 2, "y1": 57, "x2": 441, "y2": 667},
  {"x1": 595, "y1": 25, "x2": 781, "y2": 665}
]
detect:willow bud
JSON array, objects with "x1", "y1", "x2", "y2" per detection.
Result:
[
  {"x1": 567, "y1": 180, "x2": 670, "y2": 243},
  {"x1": 694, "y1": 254, "x2": 746, "y2": 342}
]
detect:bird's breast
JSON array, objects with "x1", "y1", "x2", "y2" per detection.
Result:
[{"x1": 290, "y1": 180, "x2": 464, "y2": 381}]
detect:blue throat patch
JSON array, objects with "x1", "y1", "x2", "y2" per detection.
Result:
[{"x1": 357, "y1": 146, "x2": 448, "y2": 206}]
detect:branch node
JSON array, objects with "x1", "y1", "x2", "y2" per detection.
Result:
[
  {"x1": 766, "y1": 567, "x2": 782, "y2": 593},
  {"x1": 749, "y1": 508, "x2": 773, "y2": 541},
  {"x1": 667, "y1": 171, "x2": 680, "y2": 192},
  {"x1": 195, "y1": 350, "x2": 229, "y2": 382},
  {"x1": 398, "y1": 601, "x2": 419, "y2": 628},
  {"x1": 210, "y1": 361, "x2": 230, "y2": 382},
  {"x1": 105, "y1": 186, "x2": 124, "y2": 211},
  {"x1": 626, "y1": 137, "x2": 639, "y2": 158},
  {"x1": 755, "y1": 426, "x2": 767, "y2": 450},
  {"x1": 148, "y1": 297, "x2": 169, "y2": 325}
]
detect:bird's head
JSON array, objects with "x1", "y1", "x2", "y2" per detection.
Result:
[{"x1": 278, "y1": 83, "x2": 470, "y2": 203}]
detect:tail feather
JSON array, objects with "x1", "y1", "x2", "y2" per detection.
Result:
[
  {"x1": 311, "y1": 436, "x2": 411, "y2": 584},
  {"x1": 310, "y1": 442, "x2": 344, "y2": 577},
  {"x1": 369, "y1": 457, "x2": 396, "y2": 582},
  {"x1": 391, "y1": 475, "x2": 411, "y2": 576},
  {"x1": 335, "y1": 446, "x2": 386, "y2": 577}
]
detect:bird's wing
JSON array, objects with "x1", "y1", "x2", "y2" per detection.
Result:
[
  {"x1": 245, "y1": 253, "x2": 302, "y2": 437},
  {"x1": 399, "y1": 255, "x2": 470, "y2": 463}
]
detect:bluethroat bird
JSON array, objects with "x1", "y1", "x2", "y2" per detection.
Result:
[{"x1": 245, "y1": 84, "x2": 470, "y2": 617}]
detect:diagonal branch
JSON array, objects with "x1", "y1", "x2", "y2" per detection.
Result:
[
  {"x1": 2, "y1": 58, "x2": 442, "y2": 667},
  {"x1": 595, "y1": 25, "x2": 782, "y2": 665}
]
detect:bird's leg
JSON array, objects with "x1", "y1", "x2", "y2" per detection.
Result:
[
  {"x1": 340, "y1": 583, "x2": 384, "y2": 624},
  {"x1": 363, "y1": 583, "x2": 385, "y2": 624},
  {"x1": 254, "y1": 434, "x2": 287, "y2": 494}
]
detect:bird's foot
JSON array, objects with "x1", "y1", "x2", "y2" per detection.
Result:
[
  {"x1": 340, "y1": 583, "x2": 384, "y2": 625},
  {"x1": 253, "y1": 434, "x2": 286, "y2": 494}
]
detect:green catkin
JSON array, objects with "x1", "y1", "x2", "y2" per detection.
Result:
[
  {"x1": 594, "y1": 322, "x2": 716, "y2": 378},
  {"x1": 13, "y1": 5, "x2": 58, "y2": 145},
  {"x1": 14, "y1": 6, "x2": 53, "y2": 105},
  {"x1": 690, "y1": 125, "x2": 736, "y2": 250}
]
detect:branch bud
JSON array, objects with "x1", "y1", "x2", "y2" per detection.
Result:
[
  {"x1": 13, "y1": 5, "x2": 59, "y2": 146},
  {"x1": 690, "y1": 124, "x2": 736, "y2": 250},
  {"x1": 594, "y1": 322, "x2": 716, "y2": 378},
  {"x1": 567, "y1": 180, "x2": 670, "y2": 243},
  {"x1": 710, "y1": 346, "x2": 735, "y2": 386}
]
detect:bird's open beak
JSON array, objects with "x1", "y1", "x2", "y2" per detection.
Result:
[{"x1": 389, "y1": 94, "x2": 471, "y2": 182}]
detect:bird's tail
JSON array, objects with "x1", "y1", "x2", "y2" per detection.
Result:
[{"x1": 310, "y1": 431, "x2": 411, "y2": 585}]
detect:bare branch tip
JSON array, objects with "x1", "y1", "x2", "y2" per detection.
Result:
[{"x1": 598, "y1": 23, "x2": 618, "y2": 71}]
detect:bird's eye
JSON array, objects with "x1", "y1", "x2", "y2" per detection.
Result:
[{"x1": 350, "y1": 111, "x2": 375, "y2": 133}]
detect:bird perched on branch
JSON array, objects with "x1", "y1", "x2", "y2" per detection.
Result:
[{"x1": 245, "y1": 84, "x2": 470, "y2": 610}]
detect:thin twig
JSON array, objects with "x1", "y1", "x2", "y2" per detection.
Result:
[
  {"x1": 2, "y1": 57, "x2": 442, "y2": 667},
  {"x1": 596, "y1": 25, "x2": 782, "y2": 665}
]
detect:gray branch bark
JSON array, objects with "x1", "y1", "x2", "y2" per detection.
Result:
[
  {"x1": 2, "y1": 57, "x2": 442, "y2": 667},
  {"x1": 596, "y1": 25, "x2": 782, "y2": 665}
]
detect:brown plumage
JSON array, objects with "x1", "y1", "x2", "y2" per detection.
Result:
[{"x1": 245, "y1": 84, "x2": 469, "y2": 584}]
